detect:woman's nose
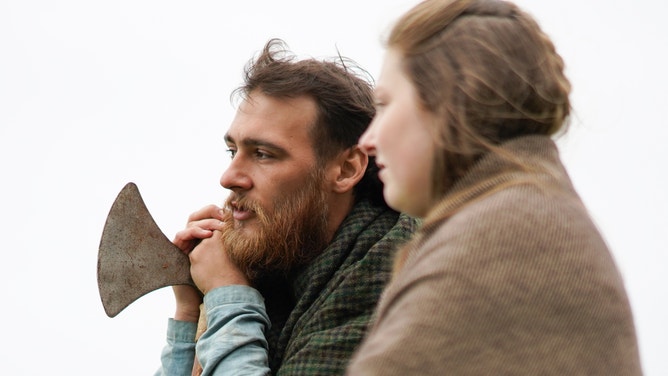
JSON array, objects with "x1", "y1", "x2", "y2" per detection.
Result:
[{"x1": 358, "y1": 125, "x2": 377, "y2": 156}]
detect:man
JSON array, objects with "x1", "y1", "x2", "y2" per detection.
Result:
[{"x1": 154, "y1": 39, "x2": 418, "y2": 375}]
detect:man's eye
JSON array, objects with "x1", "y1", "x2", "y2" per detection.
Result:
[
  {"x1": 226, "y1": 148, "x2": 237, "y2": 158},
  {"x1": 255, "y1": 150, "x2": 271, "y2": 159}
]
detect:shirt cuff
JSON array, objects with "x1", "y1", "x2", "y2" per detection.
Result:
[
  {"x1": 203, "y1": 285, "x2": 265, "y2": 310},
  {"x1": 167, "y1": 318, "x2": 198, "y2": 343}
]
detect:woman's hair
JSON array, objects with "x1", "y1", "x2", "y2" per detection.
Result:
[
  {"x1": 232, "y1": 38, "x2": 386, "y2": 206},
  {"x1": 386, "y1": 0, "x2": 571, "y2": 198}
]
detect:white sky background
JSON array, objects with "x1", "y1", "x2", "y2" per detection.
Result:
[{"x1": 1, "y1": 0, "x2": 666, "y2": 374}]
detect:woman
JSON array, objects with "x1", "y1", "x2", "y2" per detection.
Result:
[{"x1": 347, "y1": 0, "x2": 643, "y2": 374}]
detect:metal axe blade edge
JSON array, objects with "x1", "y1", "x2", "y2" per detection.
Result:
[{"x1": 97, "y1": 182, "x2": 193, "y2": 318}]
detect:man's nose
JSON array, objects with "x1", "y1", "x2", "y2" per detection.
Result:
[{"x1": 219, "y1": 157, "x2": 252, "y2": 191}]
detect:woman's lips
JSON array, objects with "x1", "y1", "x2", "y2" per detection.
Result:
[{"x1": 376, "y1": 162, "x2": 386, "y2": 182}]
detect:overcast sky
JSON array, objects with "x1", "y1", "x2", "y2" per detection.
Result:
[{"x1": 1, "y1": 0, "x2": 666, "y2": 374}]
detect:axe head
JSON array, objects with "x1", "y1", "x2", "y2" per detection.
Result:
[{"x1": 97, "y1": 182, "x2": 194, "y2": 317}]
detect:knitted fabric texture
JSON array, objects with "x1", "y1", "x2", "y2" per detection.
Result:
[
  {"x1": 259, "y1": 199, "x2": 418, "y2": 375},
  {"x1": 347, "y1": 135, "x2": 642, "y2": 375}
]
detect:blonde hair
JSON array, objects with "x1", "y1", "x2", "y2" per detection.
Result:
[
  {"x1": 386, "y1": 0, "x2": 572, "y2": 273},
  {"x1": 387, "y1": 0, "x2": 571, "y2": 198}
]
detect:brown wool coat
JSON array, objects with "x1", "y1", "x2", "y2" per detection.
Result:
[{"x1": 347, "y1": 136, "x2": 642, "y2": 375}]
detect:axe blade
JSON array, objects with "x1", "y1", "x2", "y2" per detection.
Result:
[{"x1": 97, "y1": 182, "x2": 193, "y2": 317}]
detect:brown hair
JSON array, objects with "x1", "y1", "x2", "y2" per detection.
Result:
[
  {"x1": 387, "y1": 0, "x2": 571, "y2": 198},
  {"x1": 232, "y1": 38, "x2": 386, "y2": 206}
]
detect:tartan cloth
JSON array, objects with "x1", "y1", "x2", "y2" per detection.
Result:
[{"x1": 257, "y1": 199, "x2": 418, "y2": 375}]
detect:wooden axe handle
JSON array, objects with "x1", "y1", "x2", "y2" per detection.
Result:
[{"x1": 191, "y1": 304, "x2": 206, "y2": 376}]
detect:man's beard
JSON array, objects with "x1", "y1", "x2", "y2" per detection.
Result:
[{"x1": 219, "y1": 171, "x2": 330, "y2": 283}]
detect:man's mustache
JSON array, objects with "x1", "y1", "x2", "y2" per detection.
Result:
[{"x1": 224, "y1": 193, "x2": 265, "y2": 221}]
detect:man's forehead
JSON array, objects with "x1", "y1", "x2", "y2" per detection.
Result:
[
  {"x1": 226, "y1": 93, "x2": 317, "y2": 146},
  {"x1": 239, "y1": 91, "x2": 317, "y2": 117}
]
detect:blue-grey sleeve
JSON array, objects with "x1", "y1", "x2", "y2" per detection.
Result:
[
  {"x1": 197, "y1": 285, "x2": 271, "y2": 376},
  {"x1": 154, "y1": 319, "x2": 198, "y2": 376}
]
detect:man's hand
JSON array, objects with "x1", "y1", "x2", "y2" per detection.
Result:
[
  {"x1": 170, "y1": 205, "x2": 227, "y2": 322},
  {"x1": 189, "y1": 230, "x2": 250, "y2": 294},
  {"x1": 173, "y1": 204, "x2": 226, "y2": 253},
  {"x1": 172, "y1": 285, "x2": 202, "y2": 323}
]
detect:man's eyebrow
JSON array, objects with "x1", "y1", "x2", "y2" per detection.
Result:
[
  {"x1": 224, "y1": 133, "x2": 286, "y2": 153},
  {"x1": 224, "y1": 133, "x2": 234, "y2": 144}
]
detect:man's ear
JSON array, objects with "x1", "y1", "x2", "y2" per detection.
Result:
[{"x1": 329, "y1": 146, "x2": 368, "y2": 194}]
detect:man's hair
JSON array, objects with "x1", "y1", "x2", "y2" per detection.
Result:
[{"x1": 232, "y1": 38, "x2": 385, "y2": 206}]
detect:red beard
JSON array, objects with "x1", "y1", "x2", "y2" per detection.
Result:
[{"x1": 219, "y1": 171, "x2": 330, "y2": 282}]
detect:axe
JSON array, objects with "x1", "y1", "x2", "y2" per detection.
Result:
[{"x1": 97, "y1": 182, "x2": 195, "y2": 317}]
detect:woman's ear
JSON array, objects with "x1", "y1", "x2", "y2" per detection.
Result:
[{"x1": 330, "y1": 146, "x2": 368, "y2": 194}]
